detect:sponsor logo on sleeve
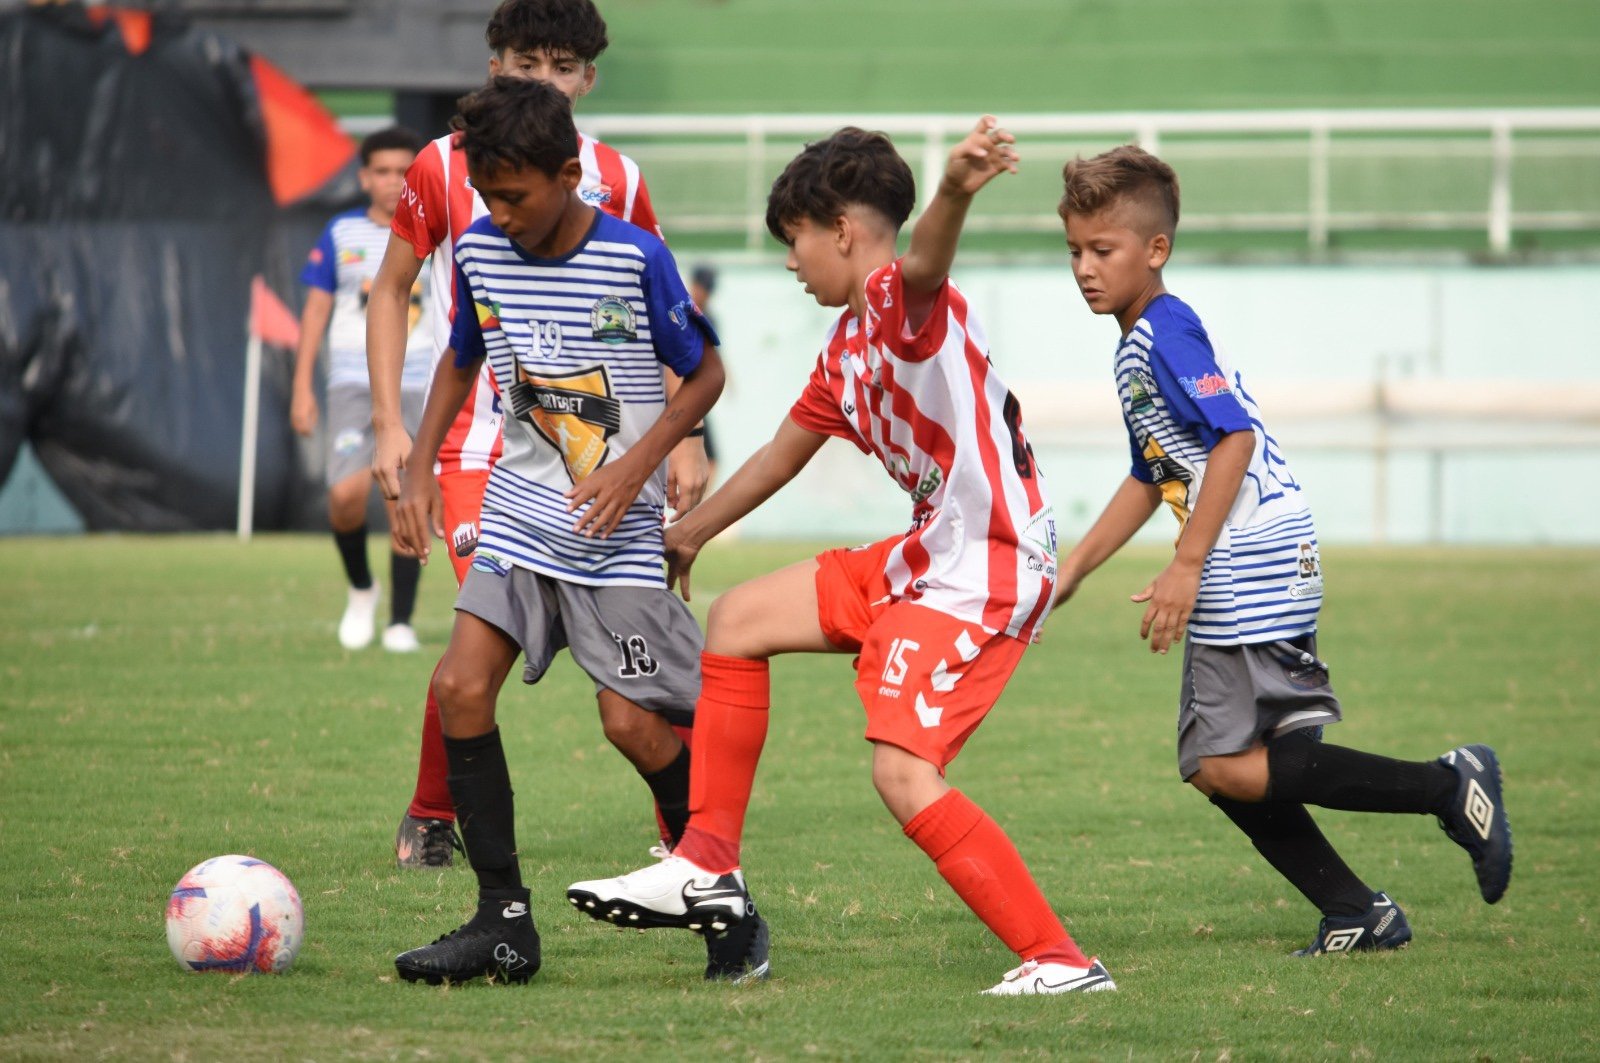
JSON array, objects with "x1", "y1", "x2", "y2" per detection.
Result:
[{"x1": 1178, "y1": 372, "x2": 1233, "y2": 400}]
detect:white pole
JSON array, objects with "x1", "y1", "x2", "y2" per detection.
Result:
[{"x1": 236, "y1": 331, "x2": 262, "y2": 542}]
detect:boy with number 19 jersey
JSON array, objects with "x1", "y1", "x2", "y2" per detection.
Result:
[{"x1": 393, "y1": 129, "x2": 660, "y2": 542}]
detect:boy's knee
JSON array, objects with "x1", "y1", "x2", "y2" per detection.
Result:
[
  {"x1": 432, "y1": 662, "x2": 493, "y2": 718},
  {"x1": 1192, "y1": 750, "x2": 1268, "y2": 802}
]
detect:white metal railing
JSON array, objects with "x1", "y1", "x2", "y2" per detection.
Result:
[{"x1": 561, "y1": 109, "x2": 1600, "y2": 254}]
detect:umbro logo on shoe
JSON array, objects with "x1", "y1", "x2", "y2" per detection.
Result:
[
  {"x1": 1322, "y1": 928, "x2": 1366, "y2": 953},
  {"x1": 1464, "y1": 779, "x2": 1495, "y2": 840}
]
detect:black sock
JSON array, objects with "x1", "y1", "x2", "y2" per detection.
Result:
[
  {"x1": 641, "y1": 744, "x2": 691, "y2": 847},
  {"x1": 443, "y1": 728, "x2": 522, "y2": 892},
  {"x1": 1266, "y1": 730, "x2": 1456, "y2": 815},
  {"x1": 333, "y1": 526, "x2": 372, "y2": 590},
  {"x1": 466, "y1": 886, "x2": 532, "y2": 929},
  {"x1": 1211, "y1": 795, "x2": 1373, "y2": 917},
  {"x1": 389, "y1": 551, "x2": 421, "y2": 625}
]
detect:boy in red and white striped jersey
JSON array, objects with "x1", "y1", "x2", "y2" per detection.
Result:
[{"x1": 567, "y1": 119, "x2": 1115, "y2": 996}]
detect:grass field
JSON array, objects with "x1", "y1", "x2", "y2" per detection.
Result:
[{"x1": 3, "y1": 537, "x2": 1597, "y2": 1060}]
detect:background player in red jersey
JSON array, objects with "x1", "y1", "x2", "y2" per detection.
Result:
[{"x1": 567, "y1": 118, "x2": 1116, "y2": 996}]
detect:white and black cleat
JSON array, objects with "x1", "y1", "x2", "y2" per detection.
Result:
[
  {"x1": 982, "y1": 958, "x2": 1117, "y2": 996},
  {"x1": 1437, "y1": 744, "x2": 1512, "y2": 904},
  {"x1": 567, "y1": 854, "x2": 752, "y2": 935}
]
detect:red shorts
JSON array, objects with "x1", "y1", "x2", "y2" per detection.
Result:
[
  {"x1": 437, "y1": 468, "x2": 490, "y2": 587},
  {"x1": 815, "y1": 537, "x2": 1028, "y2": 770}
]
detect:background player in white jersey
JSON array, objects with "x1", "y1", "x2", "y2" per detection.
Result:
[
  {"x1": 387, "y1": 77, "x2": 727, "y2": 986},
  {"x1": 567, "y1": 119, "x2": 1116, "y2": 996},
  {"x1": 292, "y1": 126, "x2": 431, "y2": 653},
  {"x1": 366, "y1": 0, "x2": 710, "y2": 879},
  {"x1": 1054, "y1": 145, "x2": 1512, "y2": 956}
]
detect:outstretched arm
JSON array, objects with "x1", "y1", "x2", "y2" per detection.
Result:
[
  {"x1": 367, "y1": 232, "x2": 427, "y2": 500},
  {"x1": 901, "y1": 115, "x2": 1018, "y2": 308},
  {"x1": 1055, "y1": 475, "x2": 1163, "y2": 608},
  {"x1": 665, "y1": 417, "x2": 829, "y2": 600}
]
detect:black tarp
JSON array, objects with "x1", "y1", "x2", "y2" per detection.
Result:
[{"x1": 0, "y1": 3, "x2": 359, "y2": 530}]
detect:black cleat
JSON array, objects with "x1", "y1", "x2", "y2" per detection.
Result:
[
  {"x1": 395, "y1": 814, "x2": 463, "y2": 870},
  {"x1": 1437, "y1": 744, "x2": 1512, "y2": 904},
  {"x1": 705, "y1": 907, "x2": 771, "y2": 983},
  {"x1": 1295, "y1": 891, "x2": 1413, "y2": 956},
  {"x1": 395, "y1": 890, "x2": 540, "y2": 985}
]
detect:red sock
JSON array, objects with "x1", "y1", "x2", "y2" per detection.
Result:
[
  {"x1": 904, "y1": 789, "x2": 1089, "y2": 967},
  {"x1": 673, "y1": 653, "x2": 769, "y2": 874},
  {"x1": 406, "y1": 659, "x2": 455, "y2": 821}
]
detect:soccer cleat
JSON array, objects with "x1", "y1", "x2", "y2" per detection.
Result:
[
  {"x1": 1437, "y1": 744, "x2": 1512, "y2": 904},
  {"x1": 981, "y1": 958, "x2": 1116, "y2": 996},
  {"x1": 394, "y1": 891, "x2": 540, "y2": 985},
  {"x1": 382, "y1": 622, "x2": 420, "y2": 653},
  {"x1": 338, "y1": 582, "x2": 379, "y2": 650},
  {"x1": 1294, "y1": 891, "x2": 1412, "y2": 956},
  {"x1": 704, "y1": 908, "x2": 771, "y2": 983},
  {"x1": 567, "y1": 853, "x2": 752, "y2": 934},
  {"x1": 395, "y1": 814, "x2": 462, "y2": 870}
]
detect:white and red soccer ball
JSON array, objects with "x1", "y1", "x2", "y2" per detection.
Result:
[{"x1": 165, "y1": 855, "x2": 303, "y2": 974}]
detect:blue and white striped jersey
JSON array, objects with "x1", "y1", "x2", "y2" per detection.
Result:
[
  {"x1": 447, "y1": 210, "x2": 715, "y2": 587},
  {"x1": 1117, "y1": 294, "x2": 1323, "y2": 645},
  {"x1": 299, "y1": 209, "x2": 433, "y2": 390}
]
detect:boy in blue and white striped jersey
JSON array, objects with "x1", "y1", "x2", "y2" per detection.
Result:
[
  {"x1": 390, "y1": 77, "x2": 726, "y2": 985},
  {"x1": 1053, "y1": 146, "x2": 1512, "y2": 957}
]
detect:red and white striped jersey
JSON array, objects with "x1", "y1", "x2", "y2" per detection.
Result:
[
  {"x1": 391, "y1": 130, "x2": 661, "y2": 476},
  {"x1": 789, "y1": 261, "x2": 1058, "y2": 642}
]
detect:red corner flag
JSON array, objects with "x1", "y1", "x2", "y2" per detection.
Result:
[{"x1": 250, "y1": 275, "x2": 301, "y2": 348}]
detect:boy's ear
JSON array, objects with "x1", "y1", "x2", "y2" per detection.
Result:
[
  {"x1": 561, "y1": 156, "x2": 584, "y2": 190},
  {"x1": 1147, "y1": 232, "x2": 1172, "y2": 270},
  {"x1": 832, "y1": 212, "x2": 853, "y2": 253},
  {"x1": 487, "y1": 50, "x2": 503, "y2": 78},
  {"x1": 577, "y1": 63, "x2": 597, "y2": 98}
]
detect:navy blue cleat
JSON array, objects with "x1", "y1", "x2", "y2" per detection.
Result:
[
  {"x1": 1437, "y1": 744, "x2": 1512, "y2": 904},
  {"x1": 1295, "y1": 892, "x2": 1412, "y2": 957},
  {"x1": 704, "y1": 907, "x2": 771, "y2": 983}
]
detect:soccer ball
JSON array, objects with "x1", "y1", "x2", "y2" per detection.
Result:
[{"x1": 165, "y1": 855, "x2": 304, "y2": 974}]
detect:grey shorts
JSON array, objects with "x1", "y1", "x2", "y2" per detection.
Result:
[
  {"x1": 1176, "y1": 633, "x2": 1342, "y2": 780},
  {"x1": 326, "y1": 384, "x2": 424, "y2": 487},
  {"x1": 454, "y1": 560, "x2": 702, "y2": 726}
]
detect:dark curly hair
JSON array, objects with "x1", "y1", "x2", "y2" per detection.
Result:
[
  {"x1": 451, "y1": 77, "x2": 579, "y2": 179},
  {"x1": 765, "y1": 127, "x2": 916, "y2": 244},
  {"x1": 359, "y1": 126, "x2": 425, "y2": 166},
  {"x1": 1058, "y1": 145, "x2": 1180, "y2": 237},
  {"x1": 485, "y1": 0, "x2": 608, "y2": 62}
]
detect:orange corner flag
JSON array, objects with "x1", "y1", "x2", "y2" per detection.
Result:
[{"x1": 250, "y1": 276, "x2": 301, "y2": 348}]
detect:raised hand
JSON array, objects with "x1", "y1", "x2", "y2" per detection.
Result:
[{"x1": 940, "y1": 115, "x2": 1019, "y2": 198}]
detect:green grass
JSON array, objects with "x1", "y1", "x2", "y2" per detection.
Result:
[{"x1": 2, "y1": 538, "x2": 1597, "y2": 1060}]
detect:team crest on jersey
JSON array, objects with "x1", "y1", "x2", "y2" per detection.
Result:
[
  {"x1": 451, "y1": 521, "x2": 479, "y2": 558},
  {"x1": 580, "y1": 184, "x2": 614, "y2": 206},
  {"x1": 1126, "y1": 369, "x2": 1157, "y2": 413},
  {"x1": 338, "y1": 248, "x2": 365, "y2": 265},
  {"x1": 590, "y1": 296, "x2": 637, "y2": 345},
  {"x1": 506, "y1": 364, "x2": 623, "y2": 483}
]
